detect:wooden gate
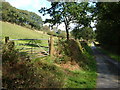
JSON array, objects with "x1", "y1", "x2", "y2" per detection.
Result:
[{"x1": 5, "y1": 36, "x2": 54, "y2": 58}]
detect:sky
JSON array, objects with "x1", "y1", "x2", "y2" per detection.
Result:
[
  {"x1": 6, "y1": 0, "x2": 51, "y2": 21},
  {"x1": 5, "y1": 0, "x2": 95, "y2": 31},
  {"x1": 6, "y1": 0, "x2": 68, "y2": 30}
]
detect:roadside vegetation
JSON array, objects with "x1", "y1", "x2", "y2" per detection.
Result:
[
  {"x1": 95, "y1": 2, "x2": 120, "y2": 55},
  {"x1": 97, "y1": 47, "x2": 120, "y2": 62},
  {"x1": 2, "y1": 41, "x2": 64, "y2": 88},
  {"x1": 2, "y1": 38, "x2": 97, "y2": 88},
  {"x1": 60, "y1": 40, "x2": 97, "y2": 88}
]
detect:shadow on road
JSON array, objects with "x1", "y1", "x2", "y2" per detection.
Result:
[{"x1": 91, "y1": 46, "x2": 120, "y2": 88}]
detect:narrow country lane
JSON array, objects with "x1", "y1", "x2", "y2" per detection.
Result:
[{"x1": 91, "y1": 46, "x2": 120, "y2": 88}]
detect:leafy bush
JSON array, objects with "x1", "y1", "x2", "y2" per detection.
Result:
[
  {"x1": 54, "y1": 39, "x2": 85, "y2": 65},
  {"x1": 33, "y1": 60, "x2": 65, "y2": 88},
  {"x1": 2, "y1": 41, "x2": 40, "y2": 88},
  {"x1": 2, "y1": 41, "x2": 65, "y2": 88},
  {"x1": 2, "y1": 41, "x2": 19, "y2": 63},
  {"x1": 54, "y1": 39, "x2": 97, "y2": 71}
]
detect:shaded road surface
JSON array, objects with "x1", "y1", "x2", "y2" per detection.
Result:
[{"x1": 91, "y1": 46, "x2": 120, "y2": 88}]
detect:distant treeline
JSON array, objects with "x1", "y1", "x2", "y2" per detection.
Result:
[{"x1": 1, "y1": 1, "x2": 43, "y2": 30}]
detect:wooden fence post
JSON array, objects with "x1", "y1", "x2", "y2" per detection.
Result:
[
  {"x1": 49, "y1": 35, "x2": 54, "y2": 56},
  {"x1": 5, "y1": 37, "x2": 9, "y2": 44}
]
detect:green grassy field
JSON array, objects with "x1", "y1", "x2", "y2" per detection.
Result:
[
  {"x1": 1, "y1": 21, "x2": 49, "y2": 39},
  {"x1": 1, "y1": 21, "x2": 50, "y2": 55}
]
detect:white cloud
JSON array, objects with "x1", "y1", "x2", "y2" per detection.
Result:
[
  {"x1": 33, "y1": 0, "x2": 49, "y2": 9},
  {"x1": 43, "y1": 22, "x2": 77, "y2": 31},
  {"x1": 58, "y1": 23, "x2": 77, "y2": 31},
  {"x1": 58, "y1": 23, "x2": 65, "y2": 31},
  {"x1": 6, "y1": 0, "x2": 32, "y2": 8},
  {"x1": 43, "y1": 23, "x2": 65, "y2": 31}
]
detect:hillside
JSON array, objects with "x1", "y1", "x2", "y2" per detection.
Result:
[
  {"x1": 1, "y1": 21, "x2": 49, "y2": 40},
  {"x1": 1, "y1": 1, "x2": 43, "y2": 30}
]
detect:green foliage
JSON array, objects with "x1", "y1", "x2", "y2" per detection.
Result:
[
  {"x1": 54, "y1": 39, "x2": 96, "y2": 71},
  {"x1": 2, "y1": 37, "x2": 97, "y2": 88},
  {"x1": 2, "y1": 41, "x2": 19, "y2": 63},
  {"x1": 32, "y1": 60, "x2": 65, "y2": 88},
  {"x1": 43, "y1": 39, "x2": 97, "y2": 88},
  {"x1": 39, "y1": 2, "x2": 94, "y2": 40},
  {"x1": 97, "y1": 47, "x2": 120, "y2": 62},
  {"x1": 72, "y1": 27, "x2": 96, "y2": 42},
  {"x1": 1, "y1": 1, "x2": 43, "y2": 30},
  {"x1": 54, "y1": 39, "x2": 84, "y2": 64},
  {"x1": 55, "y1": 39, "x2": 97, "y2": 88},
  {"x1": 67, "y1": 44, "x2": 97, "y2": 88},
  {"x1": 95, "y1": 2, "x2": 120, "y2": 54},
  {"x1": 41, "y1": 25, "x2": 50, "y2": 34},
  {"x1": 82, "y1": 45, "x2": 97, "y2": 71},
  {"x1": 64, "y1": 70, "x2": 97, "y2": 88},
  {"x1": 2, "y1": 42, "x2": 40, "y2": 88}
]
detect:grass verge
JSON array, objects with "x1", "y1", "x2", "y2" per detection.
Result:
[
  {"x1": 52, "y1": 39, "x2": 97, "y2": 88},
  {"x1": 97, "y1": 47, "x2": 120, "y2": 62},
  {"x1": 2, "y1": 37, "x2": 97, "y2": 88}
]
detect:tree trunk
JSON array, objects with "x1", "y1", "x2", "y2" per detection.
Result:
[
  {"x1": 65, "y1": 24, "x2": 69, "y2": 40},
  {"x1": 66, "y1": 29, "x2": 69, "y2": 40}
]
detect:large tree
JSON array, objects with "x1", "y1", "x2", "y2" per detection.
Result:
[
  {"x1": 95, "y1": 2, "x2": 120, "y2": 54},
  {"x1": 39, "y1": 2, "x2": 93, "y2": 40}
]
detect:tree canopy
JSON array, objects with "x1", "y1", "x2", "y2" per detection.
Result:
[
  {"x1": 39, "y1": 2, "x2": 94, "y2": 40},
  {"x1": 71, "y1": 27, "x2": 96, "y2": 41},
  {"x1": 95, "y1": 2, "x2": 120, "y2": 54},
  {"x1": 1, "y1": 1, "x2": 43, "y2": 30}
]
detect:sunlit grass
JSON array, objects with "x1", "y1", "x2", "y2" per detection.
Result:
[
  {"x1": 64, "y1": 70, "x2": 96, "y2": 88},
  {"x1": 1, "y1": 21, "x2": 49, "y2": 39},
  {"x1": 34, "y1": 53, "x2": 97, "y2": 88},
  {"x1": 1, "y1": 21, "x2": 50, "y2": 55}
]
